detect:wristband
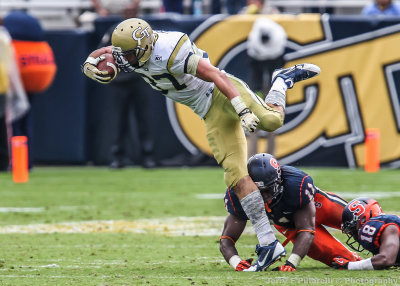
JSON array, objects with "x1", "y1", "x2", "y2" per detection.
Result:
[
  {"x1": 220, "y1": 236, "x2": 236, "y2": 244},
  {"x1": 348, "y1": 258, "x2": 374, "y2": 270},
  {"x1": 231, "y1": 96, "x2": 247, "y2": 114},
  {"x1": 287, "y1": 253, "x2": 301, "y2": 268},
  {"x1": 85, "y1": 56, "x2": 98, "y2": 65},
  {"x1": 229, "y1": 255, "x2": 241, "y2": 269}
]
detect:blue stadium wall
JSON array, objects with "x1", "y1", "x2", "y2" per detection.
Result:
[{"x1": 34, "y1": 14, "x2": 400, "y2": 168}]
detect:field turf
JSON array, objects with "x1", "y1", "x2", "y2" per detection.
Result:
[{"x1": 0, "y1": 167, "x2": 399, "y2": 285}]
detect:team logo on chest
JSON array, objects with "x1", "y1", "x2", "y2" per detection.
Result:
[{"x1": 132, "y1": 26, "x2": 150, "y2": 45}]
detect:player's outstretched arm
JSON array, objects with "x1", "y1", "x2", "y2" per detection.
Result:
[
  {"x1": 220, "y1": 214, "x2": 253, "y2": 271},
  {"x1": 196, "y1": 59, "x2": 259, "y2": 132},
  {"x1": 333, "y1": 225, "x2": 399, "y2": 270},
  {"x1": 195, "y1": 58, "x2": 238, "y2": 100},
  {"x1": 372, "y1": 224, "x2": 399, "y2": 269},
  {"x1": 273, "y1": 202, "x2": 316, "y2": 271}
]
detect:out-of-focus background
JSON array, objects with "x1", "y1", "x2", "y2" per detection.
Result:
[
  {"x1": 0, "y1": 2, "x2": 400, "y2": 284},
  {"x1": 1, "y1": 0, "x2": 400, "y2": 170}
]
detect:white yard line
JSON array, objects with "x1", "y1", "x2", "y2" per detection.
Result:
[
  {"x1": 0, "y1": 216, "x2": 246, "y2": 236},
  {"x1": 335, "y1": 191, "x2": 400, "y2": 199},
  {"x1": 0, "y1": 207, "x2": 45, "y2": 213},
  {"x1": 196, "y1": 191, "x2": 400, "y2": 200},
  {"x1": 0, "y1": 206, "x2": 92, "y2": 213}
]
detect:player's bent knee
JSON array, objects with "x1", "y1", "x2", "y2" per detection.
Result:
[
  {"x1": 258, "y1": 113, "x2": 284, "y2": 132},
  {"x1": 224, "y1": 162, "x2": 248, "y2": 188}
]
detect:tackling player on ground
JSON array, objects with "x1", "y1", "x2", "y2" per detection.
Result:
[
  {"x1": 332, "y1": 197, "x2": 400, "y2": 270},
  {"x1": 82, "y1": 18, "x2": 321, "y2": 270},
  {"x1": 221, "y1": 153, "x2": 360, "y2": 271}
]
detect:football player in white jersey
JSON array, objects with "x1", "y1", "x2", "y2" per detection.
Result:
[{"x1": 82, "y1": 18, "x2": 321, "y2": 271}]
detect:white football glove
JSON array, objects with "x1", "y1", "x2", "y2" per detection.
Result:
[
  {"x1": 231, "y1": 96, "x2": 259, "y2": 132},
  {"x1": 82, "y1": 56, "x2": 113, "y2": 84}
]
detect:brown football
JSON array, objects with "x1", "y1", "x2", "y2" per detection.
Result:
[{"x1": 97, "y1": 53, "x2": 117, "y2": 79}]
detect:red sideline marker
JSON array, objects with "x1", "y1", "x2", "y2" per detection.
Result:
[
  {"x1": 364, "y1": 128, "x2": 380, "y2": 173},
  {"x1": 11, "y1": 136, "x2": 29, "y2": 183}
]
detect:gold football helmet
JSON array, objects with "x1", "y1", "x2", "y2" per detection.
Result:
[{"x1": 111, "y1": 18, "x2": 155, "y2": 72}]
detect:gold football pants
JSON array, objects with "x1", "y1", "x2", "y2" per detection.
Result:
[{"x1": 204, "y1": 74, "x2": 284, "y2": 188}]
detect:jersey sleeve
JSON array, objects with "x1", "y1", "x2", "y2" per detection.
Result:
[
  {"x1": 224, "y1": 188, "x2": 248, "y2": 220},
  {"x1": 299, "y1": 175, "x2": 316, "y2": 208},
  {"x1": 167, "y1": 33, "x2": 209, "y2": 76}
]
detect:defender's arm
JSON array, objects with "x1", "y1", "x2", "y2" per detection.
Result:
[
  {"x1": 220, "y1": 214, "x2": 253, "y2": 271},
  {"x1": 273, "y1": 202, "x2": 315, "y2": 271}
]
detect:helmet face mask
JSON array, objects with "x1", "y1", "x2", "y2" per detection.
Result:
[
  {"x1": 111, "y1": 18, "x2": 155, "y2": 72},
  {"x1": 112, "y1": 46, "x2": 138, "y2": 73},
  {"x1": 260, "y1": 183, "x2": 283, "y2": 207},
  {"x1": 342, "y1": 215, "x2": 364, "y2": 252},
  {"x1": 341, "y1": 197, "x2": 383, "y2": 252},
  {"x1": 247, "y1": 153, "x2": 283, "y2": 207}
]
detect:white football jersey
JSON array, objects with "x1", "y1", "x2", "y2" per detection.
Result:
[{"x1": 135, "y1": 31, "x2": 214, "y2": 118}]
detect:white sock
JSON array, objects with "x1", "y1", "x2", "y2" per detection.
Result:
[
  {"x1": 270, "y1": 77, "x2": 287, "y2": 95},
  {"x1": 348, "y1": 258, "x2": 374, "y2": 270},
  {"x1": 240, "y1": 190, "x2": 276, "y2": 246}
]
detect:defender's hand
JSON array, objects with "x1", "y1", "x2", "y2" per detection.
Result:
[
  {"x1": 235, "y1": 258, "x2": 253, "y2": 271},
  {"x1": 332, "y1": 257, "x2": 350, "y2": 269},
  {"x1": 231, "y1": 96, "x2": 259, "y2": 132},
  {"x1": 239, "y1": 109, "x2": 259, "y2": 132},
  {"x1": 82, "y1": 56, "x2": 112, "y2": 84},
  {"x1": 272, "y1": 261, "x2": 296, "y2": 272}
]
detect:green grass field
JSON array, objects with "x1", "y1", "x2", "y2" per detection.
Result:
[{"x1": 0, "y1": 167, "x2": 399, "y2": 285}]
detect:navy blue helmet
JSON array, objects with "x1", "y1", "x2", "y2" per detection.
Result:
[
  {"x1": 247, "y1": 153, "x2": 283, "y2": 207},
  {"x1": 342, "y1": 197, "x2": 383, "y2": 252}
]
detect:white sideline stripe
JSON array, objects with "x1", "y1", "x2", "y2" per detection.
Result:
[
  {"x1": 335, "y1": 191, "x2": 400, "y2": 199},
  {"x1": 0, "y1": 206, "x2": 91, "y2": 213},
  {"x1": 0, "y1": 275, "x2": 114, "y2": 278},
  {"x1": 19, "y1": 264, "x2": 59, "y2": 268},
  {"x1": 0, "y1": 207, "x2": 45, "y2": 213},
  {"x1": 0, "y1": 275, "x2": 231, "y2": 279},
  {"x1": 196, "y1": 191, "x2": 400, "y2": 200},
  {"x1": 0, "y1": 216, "x2": 233, "y2": 236},
  {"x1": 195, "y1": 194, "x2": 224, "y2": 199}
]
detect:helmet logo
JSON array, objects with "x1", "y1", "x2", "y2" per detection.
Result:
[
  {"x1": 132, "y1": 26, "x2": 150, "y2": 46},
  {"x1": 269, "y1": 157, "x2": 281, "y2": 181},
  {"x1": 349, "y1": 200, "x2": 365, "y2": 217},
  {"x1": 269, "y1": 158, "x2": 279, "y2": 170}
]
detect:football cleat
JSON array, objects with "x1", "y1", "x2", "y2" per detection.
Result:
[
  {"x1": 271, "y1": 63, "x2": 321, "y2": 89},
  {"x1": 244, "y1": 240, "x2": 286, "y2": 272}
]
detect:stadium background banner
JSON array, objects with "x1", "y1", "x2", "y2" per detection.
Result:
[{"x1": 34, "y1": 14, "x2": 400, "y2": 168}]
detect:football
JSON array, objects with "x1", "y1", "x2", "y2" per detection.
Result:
[{"x1": 97, "y1": 53, "x2": 118, "y2": 79}]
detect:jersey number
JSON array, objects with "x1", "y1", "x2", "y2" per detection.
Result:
[
  {"x1": 360, "y1": 225, "x2": 377, "y2": 243},
  {"x1": 305, "y1": 183, "x2": 315, "y2": 201},
  {"x1": 142, "y1": 73, "x2": 187, "y2": 94}
]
